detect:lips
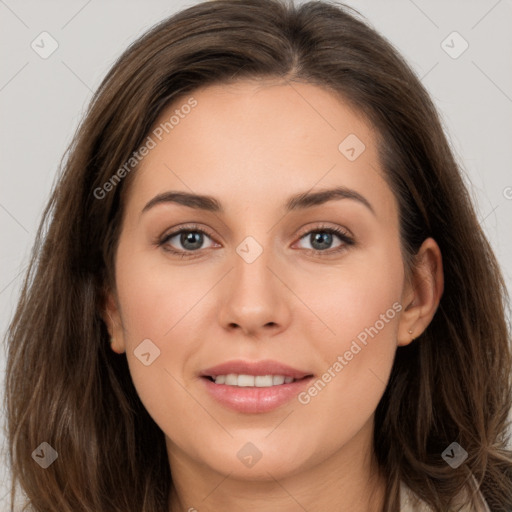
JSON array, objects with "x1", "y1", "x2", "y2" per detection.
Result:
[{"x1": 199, "y1": 359, "x2": 314, "y2": 413}]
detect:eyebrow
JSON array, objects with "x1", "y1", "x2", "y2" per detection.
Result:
[{"x1": 141, "y1": 186, "x2": 375, "y2": 216}]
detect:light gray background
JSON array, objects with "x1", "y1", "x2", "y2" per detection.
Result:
[{"x1": 1, "y1": 0, "x2": 511, "y2": 508}]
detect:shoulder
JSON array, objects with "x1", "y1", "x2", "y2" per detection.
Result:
[{"x1": 399, "y1": 476, "x2": 491, "y2": 512}]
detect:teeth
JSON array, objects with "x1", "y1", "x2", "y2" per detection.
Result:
[
  {"x1": 213, "y1": 374, "x2": 297, "y2": 387},
  {"x1": 238, "y1": 374, "x2": 255, "y2": 387},
  {"x1": 225, "y1": 374, "x2": 238, "y2": 385},
  {"x1": 272, "y1": 375, "x2": 285, "y2": 385}
]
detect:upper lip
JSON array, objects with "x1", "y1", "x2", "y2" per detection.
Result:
[{"x1": 200, "y1": 360, "x2": 313, "y2": 380}]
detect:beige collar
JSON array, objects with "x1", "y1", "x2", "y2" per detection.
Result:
[{"x1": 400, "y1": 475, "x2": 491, "y2": 511}]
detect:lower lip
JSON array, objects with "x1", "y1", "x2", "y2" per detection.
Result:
[{"x1": 201, "y1": 376, "x2": 313, "y2": 413}]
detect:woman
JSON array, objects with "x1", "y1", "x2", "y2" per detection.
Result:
[{"x1": 4, "y1": 0, "x2": 512, "y2": 510}]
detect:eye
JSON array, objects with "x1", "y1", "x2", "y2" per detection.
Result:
[
  {"x1": 158, "y1": 224, "x2": 218, "y2": 257},
  {"x1": 294, "y1": 224, "x2": 354, "y2": 255},
  {"x1": 157, "y1": 223, "x2": 354, "y2": 258}
]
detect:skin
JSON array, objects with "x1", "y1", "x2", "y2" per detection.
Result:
[{"x1": 104, "y1": 79, "x2": 444, "y2": 512}]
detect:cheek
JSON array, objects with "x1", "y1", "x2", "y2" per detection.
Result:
[
  {"x1": 296, "y1": 241, "x2": 404, "y2": 429},
  {"x1": 302, "y1": 236, "x2": 404, "y2": 351},
  {"x1": 113, "y1": 241, "x2": 212, "y2": 422},
  {"x1": 114, "y1": 230, "x2": 218, "y2": 344}
]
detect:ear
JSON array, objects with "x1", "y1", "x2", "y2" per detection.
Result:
[
  {"x1": 101, "y1": 288, "x2": 127, "y2": 354},
  {"x1": 397, "y1": 237, "x2": 444, "y2": 346}
]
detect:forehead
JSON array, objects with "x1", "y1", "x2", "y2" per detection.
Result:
[{"x1": 125, "y1": 79, "x2": 396, "y2": 223}]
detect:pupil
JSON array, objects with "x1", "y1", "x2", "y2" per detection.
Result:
[
  {"x1": 181, "y1": 231, "x2": 203, "y2": 250},
  {"x1": 312, "y1": 232, "x2": 332, "y2": 250}
]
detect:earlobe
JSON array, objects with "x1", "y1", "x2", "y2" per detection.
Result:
[
  {"x1": 397, "y1": 237, "x2": 444, "y2": 346},
  {"x1": 108, "y1": 335, "x2": 124, "y2": 355},
  {"x1": 101, "y1": 289, "x2": 126, "y2": 354}
]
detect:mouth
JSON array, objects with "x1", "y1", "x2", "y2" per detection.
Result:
[{"x1": 199, "y1": 360, "x2": 314, "y2": 413}]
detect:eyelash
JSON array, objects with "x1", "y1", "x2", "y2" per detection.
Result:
[{"x1": 156, "y1": 223, "x2": 355, "y2": 259}]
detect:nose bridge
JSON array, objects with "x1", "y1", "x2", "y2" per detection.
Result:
[
  {"x1": 217, "y1": 230, "x2": 291, "y2": 335},
  {"x1": 232, "y1": 233, "x2": 279, "y2": 305}
]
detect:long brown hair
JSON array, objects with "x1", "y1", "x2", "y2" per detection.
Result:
[{"x1": 4, "y1": 0, "x2": 512, "y2": 510}]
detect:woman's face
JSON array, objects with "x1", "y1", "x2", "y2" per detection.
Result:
[{"x1": 107, "y1": 80, "x2": 421, "y2": 481}]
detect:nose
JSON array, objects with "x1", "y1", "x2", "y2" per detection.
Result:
[{"x1": 217, "y1": 246, "x2": 292, "y2": 339}]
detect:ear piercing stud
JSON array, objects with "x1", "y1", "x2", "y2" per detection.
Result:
[{"x1": 408, "y1": 329, "x2": 413, "y2": 334}]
